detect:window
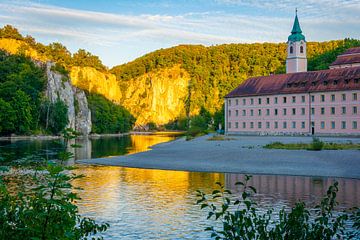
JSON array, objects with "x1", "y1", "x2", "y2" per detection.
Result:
[
  {"x1": 333, "y1": 80, "x2": 338, "y2": 85},
  {"x1": 342, "y1": 107, "x2": 346, "y2": 115},
  {"x1": 331, "y1": 121, "x2": 335, "y2": 129},
  {"x1": 321, "y1": 121, "x2": 325, "y2": 129},
  {"x1": 301, "y1": 122, "x2": 305, "y2": 129},
  {"x1": 242, "y1": 110, "x2": 246, "y2": 116},
  {"x1": 300, "y1": 45, "x2": 304, "y2": 53},
  {"x1": 290, "y1": 46, "x2": 293, "y2": 54},
  {"x1": 250, "y1": 109, "x2": 254, "y2": 116},
  {"x1": 353, "y1": 121, "x2": 358, "y2": 129},
  {"x1": 275, "y1": 97, "x2": 278, "y2": 104},
  {"x1": 236, "y1": 99, "x2": 239, "y2": 105},
  {"x1": 283, "y1": 97, "x2": 287, "y2": 103},
  {"x1": 292, "y1": 108, "x2": 296, "y2": 115},
  {"x1": 321, "y1": 95, "x2": 325, "y2": 102},
  {"x1": 292, "y1": 121, "x2": 296, "y2": 129},
  {"x1": 353, "y1": 93, "x2": 358, "y2": 101},
  {"x1": 235, "y1": 110, "x2": 239, "y2": 116},
  {"x1": 243, "y1": 122, "x2": 246, "y2": 128},
  {"x1": 228, "y1": 100, "x2": 231, "y2": 106},
  {"x1": 228, "y1": 110, "x2": 231, "y2": 117},
  {"x1": 301, "y1": 96, "x2": 305, "y2": 103},
  {"x1": 321, "y1": 107, "x2": 325, "y2": 115},
  {"x1": 235, "y1": 122, "x2": 239, "y2": 128},
  {"x1": 283, "y1": 122, "x2": 287, "y2": 129},
  {"x1": 342, "y1": 94, "x2": 346, "y2": 101},
  {"x1": 323, "y1": 81, "x2": 328, "y2": 86},
  {"x1": 283, "y1": 108, "x2": 287, "y2": 116},
  {"x1": 250, "y1": 122, "x2": 254, "y2": 129},
  {"x1": 301, "y1": 108, "x2": 305, "y2": 115},
  {"x1": 274, "y1": 109, "x2": 278, "y2": 115},
  {"x1": 250, "y1": 98, "x2": 254, "y2": 105},
  {"x1": 243, "y1": 99, "x2": 246, "y2": 105},
  {"x1": 266, "y1": 109, "x2": 270, "y2": 116},
  {"x1": 331, "y1": 107, "x2": 335, "y2": 115},
  {"x1": 266, "y1": 122, "x2": 270, "y2": 129},
  {"x1": 258, "y1": 122, "x2": 262, "y2": 129},
  {"x1": 266, "y1": 98, "x2": 270, "y2": 104},
  {"x1": 341, "y1": 121, "x2": 346, "y2": 129},
  {"x1": 228, "y1": 122, "x2": 231, "y2": 128},
  {"x1": 292, "y1": 96, "x2": 296, "y2": 103},
  {"x1": 311, "y1": 108, "x2": 315, "y2": 115},
  {"x1": 274, "y1": 122, "x2": 278, "y2": 129},
  {"x1": 258, "y1": 98, "x2": 262, "y2": 105},
  {"x1": 331, "y1": 94, "x2": 335, "y2": 102},
  {"x1": 258, "y1": 109, "x2": 262, "y2": 116},
  {"x1": 353, "y1": 106, "x2": 358, "y2": 114},
  {"x1": 311, "y1": 95, "x2": 315, "y2": 102}
]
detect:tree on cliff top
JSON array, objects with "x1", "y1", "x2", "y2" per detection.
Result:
[{"x1": 72, "y1": 49, "x2": 107, "y2": 71}]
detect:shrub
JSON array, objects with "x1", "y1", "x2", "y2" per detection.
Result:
[
  {"x1": 309, "y1": 137, "x2": 324, "y2": 151},
  {"x1": 196, "y1": 175, "x2": 359, "y2": 240}
]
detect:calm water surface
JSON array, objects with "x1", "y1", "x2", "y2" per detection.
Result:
[{"x1": 1, "y1": 133, "x2": 359, "y2": 239}]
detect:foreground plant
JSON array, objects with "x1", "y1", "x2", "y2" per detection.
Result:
[
  {"x1": 196, "y1": 175, "x2": 359, "y2": 240},
  {"x1": 0, "y1": 128, "x2": 109, "y2": 239}
]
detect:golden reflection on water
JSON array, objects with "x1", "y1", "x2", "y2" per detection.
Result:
[{"x1": 127, "y1": 134, "x2": 176, "y2": 155}]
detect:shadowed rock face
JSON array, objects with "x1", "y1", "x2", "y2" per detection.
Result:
[{"x1": 46, "y1": 62, "x2": 91, "y2": 135}]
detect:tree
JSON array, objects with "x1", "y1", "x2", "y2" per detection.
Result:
[
  {"x1": 11, "y1": 90, "x2": 33, "y2": 134},
  {"x1": 0, "y1": 98, "x2": 16, "y2": 134},
  {"x1": 41, "y1": 99, "x2": 69, "y2": 135},
  {"x1": 72, "y1": 49, "x2": 106, "y2": 71},
  {"x1": 0, "y1": 25, "x2": 23, "y2": 40}
]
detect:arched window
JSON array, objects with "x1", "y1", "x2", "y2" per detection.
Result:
[
  {"x1": 290, "y1": 46, "x2": 293, "y2": 54},
  {"x1": 300, "y1": 46, "x2": 304, "y2": 53}
]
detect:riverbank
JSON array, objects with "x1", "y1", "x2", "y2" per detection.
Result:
[{"x1": 79, "y1": 135, "x2": 360, "y2": 179}]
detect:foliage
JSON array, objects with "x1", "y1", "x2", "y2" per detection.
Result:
[
  {"x1": 40, "y1": 99, "x2": 69, "y2": 135},
  {"x1": 196, "y1": 176, "x2": 359, "y2": 240},
  {"x1": 0, "y1": 128, "x2": 109, "y2": 239},
  {"x1": 87, "y1": 93, "x2": 135, "y2": 134},
  {"x1": 73, "y1": 49, "x2": 107, "y2": 71},
  {"x1": 0, "y1": 25, "x2": 23, "y2": 40},
  {"x1": 264, "y1": 139, "x2": 359, "y2": 150},
  {"x1": 50, "y1": 62, "x2": 70, "y2": 78},
  {"x1": 309, "y1": 137, "x2": 324, "y2": 151},
  {"x1": 0, "y1": 50, "x2": 46, "y2": 135}
]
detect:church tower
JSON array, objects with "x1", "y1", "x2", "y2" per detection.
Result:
[{"x1": 286, "y1": 10, "x2": 307, "y2": 73}]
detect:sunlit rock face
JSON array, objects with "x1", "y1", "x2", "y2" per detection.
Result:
[
  {"x1": 120, "y1": 65, "x2": 190, "y2": 126},
  {"x1": 45, "y1": 62, "x2": 92, "y2": 135},
  {"x1": 70, "y1": 66, "x2": 122, "y2": 103}
]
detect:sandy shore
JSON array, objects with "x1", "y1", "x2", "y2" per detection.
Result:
[{"x1": 79, "y1": 135, "x2": 360, "y2": 179}]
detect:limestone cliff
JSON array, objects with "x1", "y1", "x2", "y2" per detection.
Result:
[
  {"x1": 45, "y1": 62, "x2": 91, "y2": 135},
  {"x1": 120, "y1": 65, "x2": 190, "y2": 126},
  {"x1": 0, "y1": 38, "x2": 46, "y2": 61},
  {"x1": 70, "y1": 66, "x2": 121, "y2": 103}
]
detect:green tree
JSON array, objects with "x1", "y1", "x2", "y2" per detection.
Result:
[
  {"x1": 11, "y1": 90, "x2": 33, "y2": 134},
  {"x1": 0, "y1": 98, "x2": 16, "y2": 134},
  {"x1": 72, "y1": 49, "x2": 106, "y2": 71},
  {"x1": 41, "y1": 99, "x2": 69, "y2": 135},
  {"x1": 0, "y1": 25, "x2": 23, "y2": 40}
]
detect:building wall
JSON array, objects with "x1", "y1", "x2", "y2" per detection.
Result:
[{"x1": 225, "y1": 90, "x2": 360, "y2": 135}]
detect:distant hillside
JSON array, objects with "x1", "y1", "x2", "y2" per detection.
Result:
[{"x1": 1, "y1": 25, "x2": 359, "y2": 128}]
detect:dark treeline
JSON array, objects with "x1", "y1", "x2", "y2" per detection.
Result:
[{"x1": 0, "y1": 50, "x2": 68, "y2": 135}]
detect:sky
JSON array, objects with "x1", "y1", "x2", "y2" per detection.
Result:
[{"x1": 0, "y1": 0, "x2": 359, "y2": 67}]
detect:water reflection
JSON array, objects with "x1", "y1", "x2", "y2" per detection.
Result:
[
  {"x1": 73, "y1": 166, "x2": 360, "y2": 239},
  {"x1": 0, "y1": 133, "x2": 177, "y2": 161}
]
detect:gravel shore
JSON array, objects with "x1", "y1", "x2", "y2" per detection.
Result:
[{"x1": 79, "y1": 135, "x2": 360, "y2": 179}]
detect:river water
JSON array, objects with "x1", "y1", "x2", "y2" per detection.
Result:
[{"x1": 1, "y1": 133, "x2": 359, "y2": 239}]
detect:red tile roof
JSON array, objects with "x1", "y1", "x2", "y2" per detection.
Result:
[
  {"x1": 330, "y1": 47, "x2": 360, "y2": 66},
  {"x1": 225, "y1": 66, "x2": 360, "y2": 98}
]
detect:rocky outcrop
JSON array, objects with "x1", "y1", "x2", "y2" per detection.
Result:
[
  {"x1": 70, "y1": 66, "x2": 121, "y2": 103},
  {"x1": 45, "y1": 62, "x2": 91, "y2": 135}
]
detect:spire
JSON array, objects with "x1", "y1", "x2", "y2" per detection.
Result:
[{"x1": 288, "y1": 9, "x2": 305, "y2": 42}]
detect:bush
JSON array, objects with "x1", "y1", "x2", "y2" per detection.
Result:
[
  {"x1": 196, "y1": 175, "x2": 359, "y2": 240},
  {"x1": 309, "y1": 137, "x2": 324, "y2": 151}
]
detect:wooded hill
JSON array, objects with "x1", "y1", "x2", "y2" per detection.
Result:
[{"x1": 1, "y1": 25, "x2": 359, "y2": 130}]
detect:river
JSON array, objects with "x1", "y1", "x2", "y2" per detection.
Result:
[{"x1": 1, "y1": 133, "x2": 359, "y2": 239}]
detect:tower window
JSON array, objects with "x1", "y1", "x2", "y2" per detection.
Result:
[
  {"x1": 300, "y1": 46, "x2": 304, "y2": 53},
  {"x1": 290, "y1": 46, "x2": 293, "y2": 54}
]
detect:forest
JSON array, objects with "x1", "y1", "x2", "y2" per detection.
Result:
[{"x1": 1, "y1": 24, "x2": 360, "y2": 133}]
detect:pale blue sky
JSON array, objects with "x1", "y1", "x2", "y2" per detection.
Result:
[{"x1": 0, "y1": 0, "x2": 359, "y2": 67}]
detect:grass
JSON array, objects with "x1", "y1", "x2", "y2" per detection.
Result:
[
  {"x1": 264, "y1": 139, "x2": 360, "y2": 151},
  {"x1": 207, "y1": 135, "x2": 236, "y2": 141}
]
